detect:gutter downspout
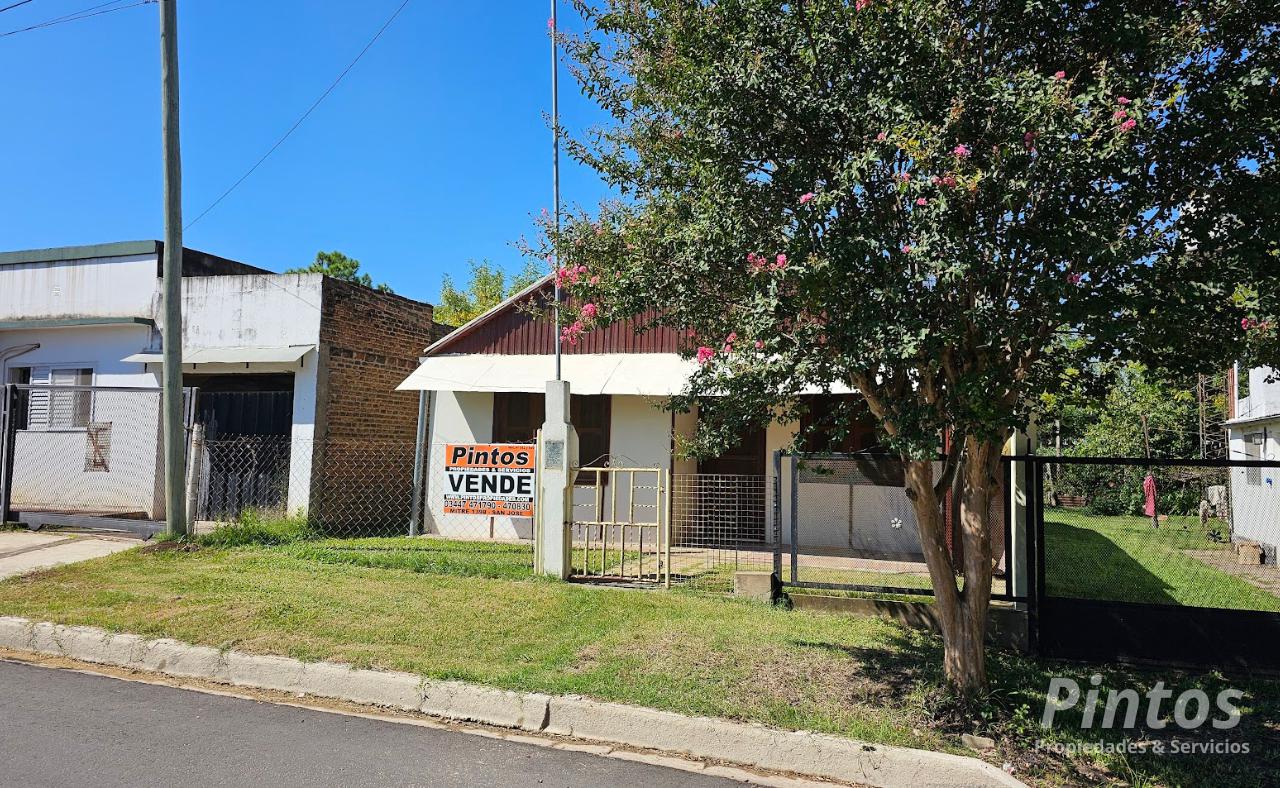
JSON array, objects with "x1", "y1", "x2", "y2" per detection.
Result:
[{"x1": 0, "y1": 344, "x2": 41, "y2": 386}]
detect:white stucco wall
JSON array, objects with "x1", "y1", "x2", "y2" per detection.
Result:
[
  {"x1": 2, "y1": 263, "x2": 328, "y2": 521},
  {"x1": 1228, "y1": 418, "x2": 1280, "y2": 553},
  {"x1": 3, "y1": 324, "x2": 164, "y2": 517},
  {"x1": 0, "y1": 253, "x2": 159, "y2": 321},
  {"x1": 1235, "y1": 364, "x2": 1280, "y2": 424}
]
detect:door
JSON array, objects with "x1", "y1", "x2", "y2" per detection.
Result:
[{"x1": 697, "y1": 426, "x2": 767, "y2": 542}]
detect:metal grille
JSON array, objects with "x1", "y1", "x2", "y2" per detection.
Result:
[{"x1": 670, "y1": 473, "x2": 770, "y2": 591}]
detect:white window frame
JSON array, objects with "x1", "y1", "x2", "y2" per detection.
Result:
[{"x1": 14, "y1": 364, "x2": 96, "y2": 432}]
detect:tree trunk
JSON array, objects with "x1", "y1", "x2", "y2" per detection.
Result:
[{"x1": 904, "y1": 436, "x2": 1004, "y2": 695}]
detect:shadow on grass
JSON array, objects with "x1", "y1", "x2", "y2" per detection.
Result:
[
  {"x1": 1044, "y1": 518, "x2": 1179, "y2": 606},
  {"x1": 791, "y1": 622, "x2": 1280, "y2": 787}
]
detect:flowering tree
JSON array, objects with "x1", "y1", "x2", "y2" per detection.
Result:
[{"x1": 540, "y1": 0, "x2": 1279, "y2": 692}]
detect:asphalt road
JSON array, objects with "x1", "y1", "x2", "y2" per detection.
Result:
[{"x1": 0, "y1": 660, "x2": 737, "y2": 787}]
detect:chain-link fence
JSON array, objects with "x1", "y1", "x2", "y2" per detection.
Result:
[
  {"x1": 1, "y1": 385, "x2": 165, "y2": 528},
  {"x1": 1041, "y1": 458, "x2": 1279, "y2": 612}
]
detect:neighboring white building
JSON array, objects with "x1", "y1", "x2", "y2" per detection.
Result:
[
  {"x1": 1, "y1": 241, "x2": 438, "y2": 528},
  {"x1": 397, "y1": 277, "x2": 930, "y2": 560},
  {"x1": 1227, "y1": 363, "x2": 1280, "y2": 562}
]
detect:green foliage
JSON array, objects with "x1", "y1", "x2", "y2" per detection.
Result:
[
  {"x1": 434, "y1": 258, "x2": 543, "y2": 327},
  {"x1": 196, "y1": 511, "x2": 316, "y2": 548},
  {"x1": 287, "y1": 250, "x2": 393, "y2": 293},
  {"x1": 535, "y1": 0, "x2": 1279, "y2": 688},
  {"x1": 539, "y1": 0, "x2": 1277, "y2": 461}
]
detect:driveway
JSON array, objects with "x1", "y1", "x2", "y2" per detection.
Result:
[
  {"x1": 0, "y1": 660, "x2": 740, "y2": 788},
  {"x1": 0, "y1": 530, "x2": 138, "y2": 580}
]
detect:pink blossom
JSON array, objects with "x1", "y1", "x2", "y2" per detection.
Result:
[
  {"x1": 1242, "y1": 317, "x2": 1254, "y2": 330},
  {"x1": 547, "y1": 17, "x2": 554, "y2": 31},
  {"x1": 560, "y1": 320, "x2": 586, "y2": 347},
  {"x1": 1120, "y1": 118, "x2": 1137, "y2": 132},
  {"x1": 696, "y1": 346, "x2": 715, "y2": 365},
  {"x1": 747, "y1": 252, "x2": 768, "y2": 273},
  {"x1": 589, "y1": 275, "x2": 600, "y2": 285},
  {"x1": 855, "y1": 0, "x2": 870, "y2": 10},
  {"x1": 754, "y1": 340, "x2": 765, "y2": 350},
  {"x1": 772, "y1": 254, "x2": 788, "y2": 271},
  {"x1": 799, "y1": 192, "x2": 816, "y2": 205},
  {"x1": 875, "y1": 131, "x2": 887, "y2": 141},
  {"x1": 953, "y1": 144, "x2": 971, "y2": 158},
  {"x1": 1053, "y1": 70, "x2": 1066, "y2": 80},
  {"x1": 1113, "y1": 109, "x2": 1128, "y2": 120},
  {"x1": 1067, "y1": 272, "x2": 1083, "y2": 286},
  {"x1": 915, "y1": 197, "x2": 928, "y2": 206},
  {"x1": 1117, "y1": 96, "x2": 1132, "y2": 105},
  {"x1": 941, "y1": 175, "x2": 957, "y2": 188},
  {"x1": 725, "y1": 332, "x2": 738, "y2": 345},
  {"x1": 901, "y1": 244, "x2": 913, "y2": 253},
  {"x1": 580, "y1": 303, "x2": 598, "y2": 319},
  {"x1": 929, "y1": 175, "x2": 941, "y2": 185},
  {"x1": 898, "y1": 172, "x2": 911, "y2": 182}
]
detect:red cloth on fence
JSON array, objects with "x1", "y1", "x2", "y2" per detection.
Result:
[{"x1": 1143, "y1": 474, "x2": 1158, "y2": 517}]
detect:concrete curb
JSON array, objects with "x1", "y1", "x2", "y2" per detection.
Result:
[{"x1": 0, "y1": 616, "x2": 1023, "y2": 788}]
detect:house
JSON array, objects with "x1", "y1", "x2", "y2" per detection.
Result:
[
  {"x1": 396, "y1": 276, "x2": 932, "y2": 562},
  {"x1": 0, "y1": 241, "x2": 437, "y2": 529},
  {"x1": 1227, "y1": 363, "x2": 1280, "y2": 563}
]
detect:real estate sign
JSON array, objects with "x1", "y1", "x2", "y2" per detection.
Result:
[{"x1": 442, "y1": 443, "x2": 536, "y2": 517}]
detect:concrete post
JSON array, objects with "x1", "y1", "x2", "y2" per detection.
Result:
[
  {"x1": 184, "y1": 422, "x2": 205, "y2": 528},
  {"x1": 536, "y1": 380, "x2": 577, "y2": 579},
  {"x1": 1007, "y1": 429, "x2": 1032, "y2": 608}
]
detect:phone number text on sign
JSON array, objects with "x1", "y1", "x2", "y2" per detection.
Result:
[{"x1": 443, "y1": 443, "x2": 536, "y2": 517}]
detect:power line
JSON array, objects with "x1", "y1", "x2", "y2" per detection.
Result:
[
  {"x1": 185, "y1": 0, "x2": 412, "y2": 230},
  {"x1": 0, "y1": 0, "x2": 152, "y2": 38},
  {"x1": 0, "y1": 1, "x2": 36, "y2": 15}
]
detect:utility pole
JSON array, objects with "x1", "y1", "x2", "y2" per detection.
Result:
[
  {"x1": 159, "y1": 0, "x2": 187, "y2": 537},
  {"x1": 550, "y1": 0, "x2": 562, "y2": 382}
]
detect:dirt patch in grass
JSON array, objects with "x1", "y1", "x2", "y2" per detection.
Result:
[{"x1": 139, "y1": 541, "x2": 202, "y2": 555}]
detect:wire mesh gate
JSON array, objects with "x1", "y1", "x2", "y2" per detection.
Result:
[{"x1": 568, "y1": 466, "x2": 670, "y2": 585}]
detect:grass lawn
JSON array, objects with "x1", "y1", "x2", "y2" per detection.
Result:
[
  {"x1": 1, "y1": 531, "x2": 1278, "y2": 786},
  {"x1": 1044, "y1": 509, "x2": 1280, "y2": 611}
]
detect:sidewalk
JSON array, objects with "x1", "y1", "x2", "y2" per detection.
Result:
[
  {"x1": 0, "y1": 616, "x2": 1025, "y2": 788},
  {"x1": 0, "y1": 530, "x2": 138, "y2": 580}
]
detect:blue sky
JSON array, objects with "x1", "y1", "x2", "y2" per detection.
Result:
[{"x1": 0, "y1": 0, "x2": 613, "y2": 303}]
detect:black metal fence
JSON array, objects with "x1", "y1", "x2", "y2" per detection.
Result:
[{"x1": 1024, "y1": 455, "x2": 1280, "y2": 671}]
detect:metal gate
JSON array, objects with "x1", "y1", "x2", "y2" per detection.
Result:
[
  {"x1": 1026, "y1": 455, "x2": 1280, "y2": 671},
  {"x1": 568, "y1": 466, "x2": 670, "y2": 585},
  {"x1": 0, "y1": 383, "x2": 177, "y2": 536}
]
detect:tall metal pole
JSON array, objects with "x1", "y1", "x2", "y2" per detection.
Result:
[
  {"x1": 551, "y1": 0, "x2": 562, "y2": 381},
  {"x1": 159, "y1": 0, "x2": 187, "y2": 537}
]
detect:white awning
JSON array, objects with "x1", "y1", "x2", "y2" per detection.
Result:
[
  {"x1": 123, "y1": 345, "x2": 315, "y2": 365},
  {"x1": 397, "y1": 353, "x2": 857, "y2": 397},
  {"x1": 397, "y1": 353, "x2": 698, "y2": 396}
]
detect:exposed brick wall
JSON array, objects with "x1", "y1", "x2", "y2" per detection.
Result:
[
  {"x1": 317, "y1": 277, "x2": 434, "y2": 442},
  {"x1": 311, "y1": 278, "x2": 434, "y2": 532}
]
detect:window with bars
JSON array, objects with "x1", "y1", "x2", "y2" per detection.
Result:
[
  {"x1": 11, "y1": 366, "x2": 93, "y2": 430},
  {"x1": 1245, "y1": 432, "x2": 1264, "y2": 486}
]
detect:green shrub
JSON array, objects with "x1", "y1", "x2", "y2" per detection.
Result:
[{"x1": 197, "y1": 511, "x2": 315, "y2": 547}]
